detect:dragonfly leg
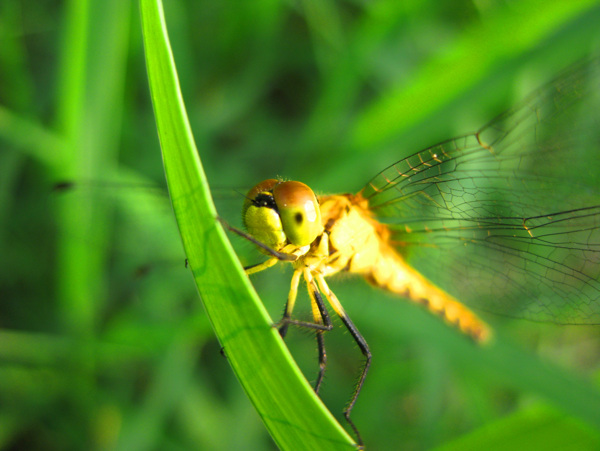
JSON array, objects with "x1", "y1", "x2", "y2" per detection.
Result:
[
  {"x1": 244, "y1": 257, "x2": 279, "y2": 275},
  {"x1": 218, "y1": 217, "x2": 297, "y2": 262},
  {"x1": 305, "y1": 270, "x2": 333, "y2": 394},
  {"x1": 276, "y1": 268, "x2": 333, "y2": 393},
  {"x1": 276, "y1": 269, "x2": 332, "y2": 338},
  {"x1": 278, "y1": 269, "x2": 302, "y2": 338},
  {"x1": 314, "y1": 325, "x2": 327, "y2": 394},
  {"x1": 315, "y1": 273, "x2": 370, "y2": 448}
]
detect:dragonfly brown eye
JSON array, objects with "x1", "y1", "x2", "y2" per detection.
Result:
[
  {"x1": 243, "y1": 179, "x2": 279, "y2": 206},
  {"x1": 272, "y1": 181, "x2": 324, "y2": 247}
]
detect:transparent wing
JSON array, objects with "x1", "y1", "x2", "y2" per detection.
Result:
[{"x1": 360, "y1": 58, "x2": 600, "y2": 324}]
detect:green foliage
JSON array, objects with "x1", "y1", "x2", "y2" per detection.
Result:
[{"x1": 1, "y1": 0, "x2": 600, "y2": 449}]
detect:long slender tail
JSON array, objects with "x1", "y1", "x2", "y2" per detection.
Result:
[{"x1": 365, "y1": 246, "x2": 491, "y2": 343}]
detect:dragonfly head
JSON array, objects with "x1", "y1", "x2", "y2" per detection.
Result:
[{"x1": 242, "y1": 179, "x2": 324, "y2": 250}]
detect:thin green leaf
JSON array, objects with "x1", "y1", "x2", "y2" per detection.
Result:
[
  {"x1": 436, "y1": 405, "x2": 600, "y2": 451},
  {"x1": 138, "y1": 0, "x2": 355, "y2": 449}
]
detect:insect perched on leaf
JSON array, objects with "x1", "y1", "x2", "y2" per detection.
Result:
[{"x1": 223, "y1": 58, "x2": 600, "y2": 447}]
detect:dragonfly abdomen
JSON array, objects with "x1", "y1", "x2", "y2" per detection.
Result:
[{"x1": 367, "y1": 242, "x2": 490, "y2": 343}]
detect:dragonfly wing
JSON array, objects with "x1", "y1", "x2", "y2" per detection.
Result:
[{"x1": 360, "y1": 58, "x2": 600, "y2": 324}]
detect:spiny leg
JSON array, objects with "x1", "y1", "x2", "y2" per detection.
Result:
[
  {"x1": 245, "y1": 256, "x2": 279, "y2": 275},
  {"x1": 315, "y1": 273, "x2": 370, "y2": 448},
  {"x1": 277, "y1": 268, "x2": 333, "y2": 393},
  {"x1": 218, "y1": 217, "x2": 297, "y2": 262},
  {"x1": 277, "y1": 268, "x2": 331, "y2": 338},
  {"x1": 315, "y1": 325, "x2": 327, "y2": 394},
  {"x1": 279, "y1": 269, "x2": 302, "y2": 338},
  {"x1": 305, "y1": 269, "x2": 333, "y2": 394},
  {"x1": 338, "y1": 311, "x2": 369, "y2": 448}
]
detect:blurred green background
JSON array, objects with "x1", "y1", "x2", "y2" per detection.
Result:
[{"x1": 2, "y1": 0, "x2": 600, "y2": 449}]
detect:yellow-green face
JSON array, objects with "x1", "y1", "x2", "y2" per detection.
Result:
[{"x1": 242, "y1": 179, "x2": 324, "y2": 251}]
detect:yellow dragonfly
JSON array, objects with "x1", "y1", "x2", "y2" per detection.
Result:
[{"x1": 224, "y1": 58, "x2": 600, "y2": 446}]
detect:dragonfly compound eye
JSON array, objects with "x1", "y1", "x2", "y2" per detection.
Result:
[
  {"x1": 273, "y1": 181, "x2": 324, "y2": 247},
  {"x1": 242, "y1": 179, "x2": 287, "y2": 251}
]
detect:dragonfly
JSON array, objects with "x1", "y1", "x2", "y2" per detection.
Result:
[{"x1": 223, "y1": 57, "x2": 600, "y2": 447}]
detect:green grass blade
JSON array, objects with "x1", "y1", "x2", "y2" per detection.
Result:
[
  {"x1": 139, "y1": 1, "x2": 355, "y2": 448},
  {"x1": 436, "y1": 405, "x2": 600, "y2": 451},
  {"x1": 351, "y1": 0, "x2": 600, "y2": 152},
  {"x1": 53, "y1": 0, "x2": 132, "y2": 335}
]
